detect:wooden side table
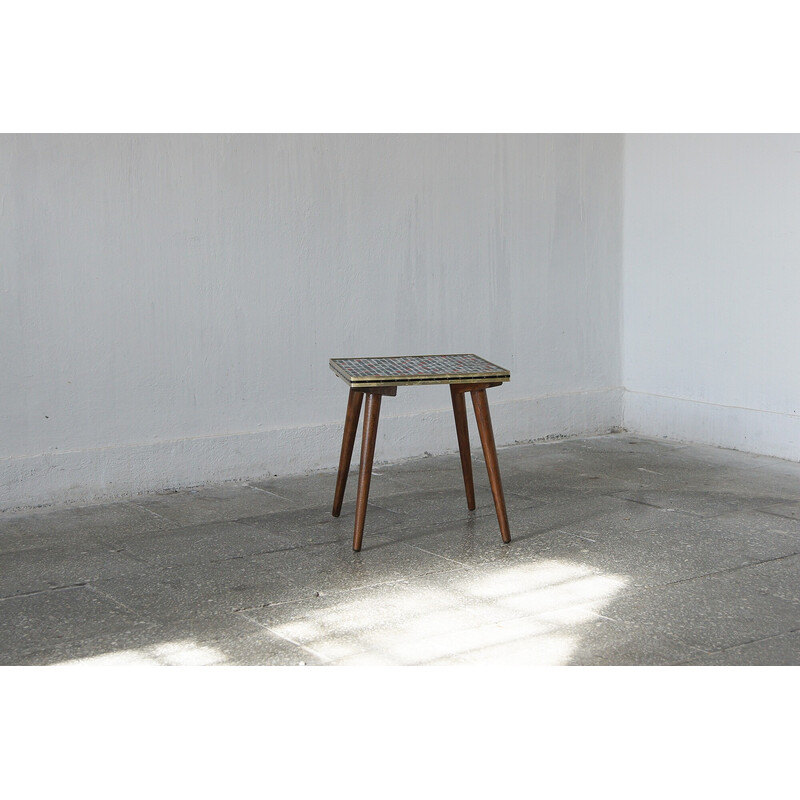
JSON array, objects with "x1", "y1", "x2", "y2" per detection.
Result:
[{"x1": 330, "y1": 354, "x2": 512, "y2": 551}]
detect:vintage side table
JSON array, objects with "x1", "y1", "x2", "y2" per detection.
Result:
[{"x1": 330, "y1": 354, "x2": 511, "y2": 551}]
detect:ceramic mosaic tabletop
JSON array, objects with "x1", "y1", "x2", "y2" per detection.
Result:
[{"x1": 329, "y1": 354, "x2": 510, "y2": 388}]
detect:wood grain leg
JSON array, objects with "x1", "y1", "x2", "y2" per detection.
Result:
[
  {"x1": 471, "y1": 388, "x2": 511, "y2": 543},
  {"x1": 332, "y1": 388, "x2": 364, "y2": 517},
  {"x1": 353, "y1": 391, "x2": 383, "y2": 552},
  {"x1": 450, "y1": 384, "x2": 476, "y2": 511}
]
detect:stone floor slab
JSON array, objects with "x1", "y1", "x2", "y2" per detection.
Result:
[
  {"x1": 0, "y1": 501, "x2": 176, "y2": 554},
  {"x1": 679, "y1": 631, "x2": 800, "y2": 666},
  {"x1": 16, "y1": 611, "x2": 320, "y2": 666},
  {"x1": 250, "y1": 469, "x2": 414, "y2": 509},
  {"x1": 235, "y1": 502, "x2": 406, "y2": 547},
  {"x1": 0, "y1": 543, "x2": 149, "y2": 598},
  {"x1": 91, "y1": 560, "x2": 299, "y2": 623},
  {"x1": 3, "y1": 433, "x2": 800, "y2": 666},
  {"x1": 602, "y1": 572, "x2": 800, "y2": 653},
  {"x1": 132, "y1": 483, "x2": 296, "y2": 527},
  {"x1": 116, "y1": 520, "x2": 307, "y2": 569},
  {"x1": 0, "y1": 585, "x2": 145, "y2": 662}
]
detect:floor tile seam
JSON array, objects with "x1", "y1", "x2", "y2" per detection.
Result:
[
  {"x1": 0, "y1": 535, "x2": 142, "y2": 556},
  {"x1": 243, "y1": 484, "x2": 295, "y2": 502},
  {"x1": 256, "y1": 597, "x2": 509, "y2": 633},
  {"x1": 366, "y1": 472, "x2": 451, "y2": 492},
  {"x1": 366, "y1": 505, "x2": 502, "y2": 534},
  {"x1": 85, "y1": 582, "x2": 146, "y2": 619},
  {"x1": 602, "y1": 601, "x2": 800, "y2": 657},
  {"x1": 0, "y1": 539, "x2": 151, "y2": 560},
  {"x1": 92, "y1": 544, "x2": 165, "y2": 569},
  {"x1": 597, "y1": 618, "x2": 715, "y2": 659},
  {"x1": 92, "y1": 558, "x2": 233, "y2": 582},
  {"x1": 368, "y1": 484, "x2": 550, "y2": 504},
  {"x1": 687, "y1": 627, "x2": 800, "y2": 661},
  {"x1": 142, "y1": 542, "x2": 402, "y2": 575},
  {"x1": 403, "y1": 542, "x2": 469, "y2": 568},
  {"x1": 0, "y1": 611, "x2": 161, "y2": 659},
  {"x1": 543, "y1": 521, "x2": 662, "y2": 543},
  {"x1": 409, "y1": 565, "x2": 628, "y2": 603},
  {"x1": 121, "y1": 540, "x2": 339, "y2": 569},
  {"x1": 323, "y1": 611, "x2": 566, "y2": 666},
  {"x1": 127, "y1": 514, "x2": 297, "y2": 533},
  {"x1": 130, "y1": 504, "x2": 313, "y2": 529},
  {"x1": 568, "y1": 520, "x2": 795, "y2": 544},
  {"x1": 233, "y1": 568, "x2": 468, "y2": 613},
  {"x1": 751, "y1": 508, "x2": 800, "y2": 523},
  {"x1": 602, "y1": 495, "x2": 665, "y2": 510},
  {"x1": 497, "y1": 488, "x2": 549, "y2": 505},
  {"x1": 2, "y1": 569, "x2": 176, "y2": 602},
  {"x1": 393, "y1": 614, "x2": 602, "y2": 664},
  {"x1": 231, "y1": 514, "x2": 314, "y2": 530},
  {"x1": 363, "y1": 498, "x2": 501, "y2": 522},
  {"x1": 232, "y1": 601, "x2": 283, "y2": 614},
  {"x1": 331, "y1": 649, "x2": 475, "y2": 667},
  {"x1": 663, "y1": 551, "x2": 800, "y2": 587},
  {"x1": 231, "y1": 577, "x2": 415, "y2": 611},
  {"x1": 469, "y1": 608, "x2": 615, "y2": 632},
  {"x1": 0, "y1": 621, "x2": 188, "y2": 665},
  {"x1": 231, "y1": 509, "x2": 407, "y2": 533},
  {"x1": 132, "y1": 502, "x2": 181, "y2": 528},
  {"x1": 609, "y1": 499, "x2": 734, "y2": 519},
  {"x1": 702, "y1": 508, "x2": 800, "y2": 529},
  {"x1": 0, "y1": 581, "x2": 89, "y2": 602},
  {"x1": 230, "y1": 503, "x2": 324, "y2": 520},
  {"x1": 298, "y1": 563, "x2": 470, "y2": 596},
  {"x1": 472, "y1": 600, "x2": 629, "y2": 629},
  {"x1": 671, "y1": 627, "x2": 800, "y2": 658},
  {"x1": 268, "y1": 626, "x2": 391, "y2": 665},
  {"x1": 99, "y1": 608, "x2": 240, "y2": 628},
  {"x1": 558, "y1": 526, "x2": 660, "y2": 543},
  {"x1": 374, "y1": 574, "x2": 636, "y2": 626},
  {"x1": 585, "y1": 615, "x2": 713, "y2": 658},
  {"x1": 240, "y1": 615, "x2": 335, "y2": 663},
  {"x1": 92, "y1": 538, "x2": 163, "y2": 562},
  {"x1": 599, "y1": 551, "x2": 800, "y2": 598},
  {"x1": 563, "y1": 531, "x2": 600, "y2": 542},
  {"x1": 747, "y1": 586, "x2": 800, "y2": 610}
]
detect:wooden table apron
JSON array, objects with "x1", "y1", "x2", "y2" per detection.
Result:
[{"x1": 329, "y1": 355, "x2": 512, "y2": 552}]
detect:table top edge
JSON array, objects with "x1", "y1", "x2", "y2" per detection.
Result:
[{"x1": 329, "y1": 353, "x2": 510, "y2": 384}]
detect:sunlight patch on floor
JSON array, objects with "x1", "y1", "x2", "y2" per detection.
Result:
[
  {"x1": 55, "y1": 640, "x2": 228, "y2": 666},
  {"x1": 266, "y1": 560, "x2": 628, "y2": 665}
]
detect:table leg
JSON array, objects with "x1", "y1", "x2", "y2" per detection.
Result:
[
  {"x1": 332, "y1": 388, "x2": 364, "y2": 517},
  {"x1": 470, "y1": 388, "x2": 511, "y2": 543},
  {"x1": 353, "y1": 391, "x2": 383, "y2": 551},
  {"x1": 450, "y1": 385, "x2": 476, "y2": 511}
]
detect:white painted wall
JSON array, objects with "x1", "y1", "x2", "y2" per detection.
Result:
[
  {"x1": 1, "y1": 134, "x2": 623, "y2": 510},
  {"x1": 17, "y1": 132, "x2": 800, "y2": 509},
  {"x1": 623, "y1": 133, "x2": 800, "y2": 459}
]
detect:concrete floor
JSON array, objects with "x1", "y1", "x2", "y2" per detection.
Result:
[{"x1": 2, "y1": 433, "x2": 800, "y2": 666}]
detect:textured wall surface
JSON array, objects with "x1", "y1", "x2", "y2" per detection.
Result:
[
  {"x1": 623, "y1": 133, "x2": 800, "y2": 459},
  {"x1": 1, "y1": 134, "x2": 624, "y2": 509}
]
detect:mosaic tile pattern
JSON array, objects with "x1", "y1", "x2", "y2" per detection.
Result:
[{"x1": 330, "y1": 354, "x2": 510, "y2": 387}]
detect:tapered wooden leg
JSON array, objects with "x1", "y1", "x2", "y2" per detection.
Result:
[
  {"x1": 332, "y1": 388, "x2": 364, "y2": 517},
  {"x1": 471, "y1": 388, "x2": 511, "y2": 543},
  {"x1": 353, "y1": 392, "x2": 382, "y2": 552},
  {"x1": 450, "y1": 385, "x2": 476, "y2": 511}
]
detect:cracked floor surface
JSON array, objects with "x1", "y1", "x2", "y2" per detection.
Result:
[{"x1": 2, "y1": 433, "x2": 800, "y2": 665}]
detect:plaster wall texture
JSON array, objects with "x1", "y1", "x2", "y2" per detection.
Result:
[
  {"x1": 623, "y1": 133, "x2": 800, "y2": 460},
  {"x1": 1, "y1": 134, "x2": 624, "y2": 510}
]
